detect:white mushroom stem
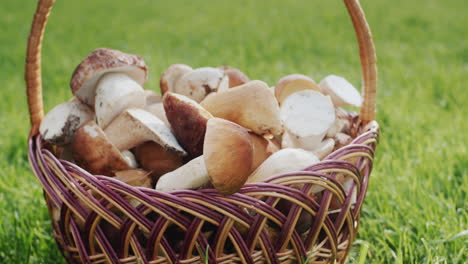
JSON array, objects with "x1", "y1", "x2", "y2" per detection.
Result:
[
  {"x1": 39, "y1": 98, "x2": 94, "y2": 145},
  {"x1": 95, "y1": 73, "x2": 146, "y2": 128},
  {"x1": 319, "y1": 75, "x2": 362, "y2": 108},
  {"x1": 247, "y1": 148, "x2": 319, "y2": 184},
  {"x1": 174, "y1": 67, "x2": 229, "y2": 102},
  {"x1": 311, "y1": 138, "x2": 335, "y2": 160},
  {"x1": 326, "y1": 117, "x2": 351, "y2": 138},
  {"x1": 104, "y1": 108, "x2": 186, "y2": 156},
  {"x1": 280, "y1": 90, "x2": 336, "y2": 150},
  {"x1": 121, "y1": 150, "x2": 138, "y2": 168},
  {"x1": 155, "y1": 156, "x2": 209, "y2": 192},
  {"x1": 144, "y1": 90, "x2": 163, "y2": 105}
]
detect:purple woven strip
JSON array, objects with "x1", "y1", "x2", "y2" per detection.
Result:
[{"x1": 69, "y1": 217, "x2": 91, "y2": 264}]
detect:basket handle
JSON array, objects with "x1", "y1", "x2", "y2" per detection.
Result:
[{"x1": 25, "y1": 0, "x2": 377, "y2": 136}]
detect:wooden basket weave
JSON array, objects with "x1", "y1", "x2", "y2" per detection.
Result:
[{"x1": 25, "y1": 0, "x2": 378, "y2": 263}]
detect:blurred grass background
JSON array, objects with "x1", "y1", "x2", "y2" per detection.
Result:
[{"x1": 0, "y1": 0, "x2": 466, "y2": 263}]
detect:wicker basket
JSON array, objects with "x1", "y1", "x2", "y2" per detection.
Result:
[{"x1": 25, "y1": 0, "x2": 378, "y2": 263}]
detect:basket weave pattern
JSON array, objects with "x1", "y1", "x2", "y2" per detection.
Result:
[{"x1": 25, "y1": 0, "x2": 378, "y2": 263}]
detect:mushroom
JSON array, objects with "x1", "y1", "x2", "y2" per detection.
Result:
[
  {"x1": 94, "y1": 72, "x2": 146, "y2": 128},
  {"x1": 204, "y1": 118, "x2": 253, "y2": 195},
  {"x1": 311, "y1": 138, "x2": 335, "y2": 160},
  {"x1": 174, "y1": 67, "x2": 229, "y2": 102},
  {"x1": 121, "y1": 150, "x2": 138, "y2": 168},
  {"x1": 246, "y1": 148, "x2": 319, "y2": 184},
  {"x1": 319, "y1": 75, "x2": 362, "y2": 108},
  {"x1": 70, "y1": 48, "x2": 147, "y2": 107},
  {"x1": 218, "y1": 66, "x2": 250, "y2": 88},
  {"x1": 103, "y1": 108, "x2": 186, "y2": 156},
  {"x1": 39, "y1": 98, "x2": 94, "y2": 145},
  {"x1": 326, "y1": 116, "x2": 351, "y2": 138},
  {"x1": 280, "y1": 90, "x2": 335, "y2": 150},
  {"x1": 155, "y1": 156, "x2": 210, "y2": 192},
  {"x1": 114, "y1": 169, "x2": 152, "y2": 188},
  {"x1": 163, "y1": 92, "x2": 213, "y2": 158},
  {"x1": 274, "y1": 74, "x2": 321, "y2": 104},
  {"x1": 71, "y1": 121, "x2": 130, "y2": 176},
  {"x1": 334, "y1": 132, "x2": 352, "y2": 150},
  {"x1": 249, "y1": 133, "x2": 280, "y2": 170},
  {"x1": 160, "y1": 64, "x2": 193, "y2": 95},
  {"x1": 144, "y1": 90, "x2": 163, "y2": 105},
  {"x1": 134, "y1": 141, "x2": 184, "y2": 181},
  {"x1": 144, "y1": 102, "x2": 171, "y2": 128},
  {"x1": 201, "y1": 80, "x2": 283, "y2": 136}
]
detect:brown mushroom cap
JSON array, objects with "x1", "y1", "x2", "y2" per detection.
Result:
[
  {"x1": 249, "y1": 133, "x2": 280, "y2": 170},
  {"x1": 218, "y1": 66, "x2": 250, "y2": 88},
  {"x1": 203, "y1": 118, "x2": 253, "y2": 195},
  {"x1": 134, "y1": 141, "x2": 184, "y2": 181},
  {"x1": 200, "y1": 80, "x2": 283, "y2": 136},
  {"x1": 71, "y1": 121, "x2": 130, "y2": 176},
  {"x1": 163, "y1": 92, "x2": 213, "y2": 158},
  {"x1": 70, "y1": 48, "x2": 148, "y2": 106}
]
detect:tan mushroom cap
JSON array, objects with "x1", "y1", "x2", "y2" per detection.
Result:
[
  {"x1": 71, "y1": 121, "x2": 130, "y2": 176},
  {"x1": 249, "y1": 133, "x2": 280, "y2": 170},
  {"x1": 204, "y1": 118, "x2": 254, "y2": 195},
  {"x1": 163, "y1": 92, "x2": 213, "y2": 158},
  {"x1": 70, "y1": 48, "x2": 148, "y2": 106},
  {"x1": 160, "y1": 64, "x2": 193, "y2": 95},
  {"x1": 200, "y1": 80, "x2": 283, "y2": 136},
  {"x1": 275, "y1": 74, "x2": 321, "y2": 104},
  {"x1": 218, "y1": 66, "x2": 250, "y2": 88}
]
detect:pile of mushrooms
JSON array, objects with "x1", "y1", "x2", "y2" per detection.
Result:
[{"x1": 40, "y1": 48, "x2": 362, "y2": 199}]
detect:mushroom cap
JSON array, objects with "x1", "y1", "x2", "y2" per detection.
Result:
[
  {"x1": 319, "y1": 75, "x2": 362, "y2": 108},
  {"x1": 204, "y1": 118, "x2": 253, "y2": 195},
  {"x1": 71, "y1": 121, "x2": 130, "y2": 176},
  {"x1": 275, "y1": 74, "x2": 321, "y2": 104},
  {"x1": 70, "y1": 48, "x2": 148, "y2": 106},
  {"x1": 39, "y1": 98, "x2": 94, "y2": 145},
  {"x1": 174, "y1": 67, "x2": 229, "y2": 102},
  {"x1": 104, "y1": 108, "x2": 187, "y2": 156},
  {"x1": 218, "y1": 66, "x2": 250, "y2": 88},
  {"x1": 249, "y1": 133, "x2": 280, "y2": 170},
  {"x1": 95, "y1": 73, "x2": 146, "y2": 128},
  {"x1": 163, "y1": 92, "x2": 213, "y2": 158},
  {"x1": 160, "y1": 64, "x2": 193, "y2": 95},
  {"x1": 134, "y1": 141, "x2": 184, "y2": 180},
  {"x1": 200, "y1": 80, "x2": 283, "y2": 136}
]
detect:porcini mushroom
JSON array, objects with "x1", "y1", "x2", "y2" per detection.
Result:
[
  {"x1": 160, "y1": 64, "x2": 193, "y2": 95},
  {"x1": 174, "y1": 67, "x2": 229, "y2": 102},
  {"x1": 280, "y1": 90, "x2": 335, "y2": 150},
  {"x1": 104, "y1": 108, "x2": 186, "y2": 156},
  {"x1": 274, "y1": 74, "x2": 321, "y2": 104},
  {"x1": 319, "y1": 75, "x2": 362, "y2": 108},
  {"x1": 134, "y1": 141, "x2": 184, "y2": 181},
  {"x1": 334, "y1": 132, "x2": 352, "y2": 150},
  {"x1": 71, "y1": 121, "x2": 130, "y2": 176},
  {"x1": 94, "y1": 72, "x2": 146, "y2": 128},
  {"x1": 311, "y1": 138, "x2": 335, "y2": 160},
  {"x1": 121, "y1": 150, "x2": 138, "y2": 168},
  {"x1": 201, "y1": 80, "x2": 283, "y2": 136},
  {"x1": 218, "y1": 66, "x2": 250, "y2": 88},
  {"x1": 163, "y1": 92, "x2": 213, "y2": 158},
  {"x1": 204, "y1": 118, "x2": 253, "y2": 195},
  {"x1": 250, "y1": 133, "x2": 280, "y2": 170},
  {"x1": 155, "y1": 156, "x2": 209, "y2": 192},
  {"x1": 39, "y1": 98, "x2": 94, "y2": 145},
  {"x1": 70, "y1": 48, "x2": 147, "y2": 107},
  {"x1": 144, "y1": 102, "x2": 171, "y2": 128},
  {"x1": 246, "y1": 148, "x2": 319, "y2": 184}
]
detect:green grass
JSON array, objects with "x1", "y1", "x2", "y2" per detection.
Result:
[{"x1": 1, "y1": 0, "x2": 466, "y2": 263}]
